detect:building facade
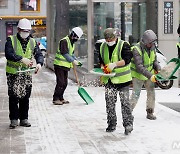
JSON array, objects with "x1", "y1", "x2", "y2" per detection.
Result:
[
  {"x1": 0, "y1": 0, "x2": 46, "y2": 52},
  {"x1": 0, "y1": 0, "x2": 179, "y2": 86},
  {"x1": 45, "y1": 0, "x2": 180, "y2": 87}
]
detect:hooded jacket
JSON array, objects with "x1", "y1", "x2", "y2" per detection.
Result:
[{"x1": 131, "y1": 42, "x2": 161, "y2": 79}]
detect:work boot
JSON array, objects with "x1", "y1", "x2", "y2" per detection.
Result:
[
  {"x1": 53, "y1": 100, "x2": 63, "y2": 105},
  {"x1": 9, "y1": 120, "x2": 18, "y2": 129},
  {"x1": 124, "y1": 125, "x2": 133, "y2": 135},
  {"x1": 61, "y1": 99, "x2": 70, "y2": 104},
  {"x1": 106, "y1": 125, "x2": 116, "y2": 132},
  {"x1": 20, "y1": 119, "x2": 31, "y2": 127},
  {"x1": 146, "y1": 109, "x2": 157, "y2": 120}
]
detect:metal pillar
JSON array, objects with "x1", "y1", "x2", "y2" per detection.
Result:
[
  {"x1": 146, "y1": 0, "x2": 158, "y2": 33},
  {"x1": 121, "y1": 2, "x2": 125, "y2": 40},
  {"x1": 87, "y1": 0, "x2": 94, "y2": 71}
]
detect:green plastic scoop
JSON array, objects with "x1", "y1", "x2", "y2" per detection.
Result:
[
  {"x1": 17, "y1": 67, "x2": 36, "y2": 73},
  {"x1": 90, "y1": 68, "x2": 116, "y2": 77},
  {"x1": 73, "y1": 66, "x2": 94, "y2": 105},
  {"x1": 156, "y1": 58, "x2": 180, "y2": 81}
]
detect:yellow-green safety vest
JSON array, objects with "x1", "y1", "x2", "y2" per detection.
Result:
[
  {"x1": 54, "y1": 36, "x2": 75, "y2": 68},
  {"x1": 100, "y1": 39, "x2": 132, "y2": 84},
  {"x1": 6, "y1": 35, "x2": 35, "y2": 74},
  {"x1": 131, "y1": 42, "x2": 156, "y2": 80}
]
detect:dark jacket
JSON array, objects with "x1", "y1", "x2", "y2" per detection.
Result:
[
  {"x1": 54, "y1": 35, "x2": 77, "y2": 71},
  {"x1": 5, "y1": 33, "x2": 44, "y2": 66}
]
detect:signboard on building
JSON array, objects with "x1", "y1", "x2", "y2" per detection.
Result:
[
  {"x1": 30, "y1": 19, "x2": 46, "y2": 26},
  {"x1": 5, "y1": 19, "x2": 46, "y2": 26},
  {"x1": 164, "y1": 1, "x2": 173, "y2": 34}
]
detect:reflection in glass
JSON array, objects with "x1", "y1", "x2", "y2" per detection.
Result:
[
  {"x1": 69, "y1": 3, "x2": 88, "y2": 69},
  {"x1": 94, "y1": 2, "x2": 146, "y2": 45},
  {"x1": 93, "y1": 2, "x2": 146, "y2": 67}
]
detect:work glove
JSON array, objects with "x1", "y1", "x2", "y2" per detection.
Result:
[
  {"x1": 73, "y1": 60, "x2": 82, "y2": 66},
  {"x1": 154, "y1": 70, "x2": 160, "y2": 74},
  {"x1": 103, "y1": 62, "x2": 117, "y2": 74},
  {"x1": 150, "y1": 75, "x2": 157, "y2": 83},
  {"x1": 21, "y1": 58, "x2": 33, "y2": 67},
  {"x1": 34, "y1": 64, "x2": 42, "y2": 74}
]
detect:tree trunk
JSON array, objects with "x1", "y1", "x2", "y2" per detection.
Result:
[
  {"x1": 54, "y1": 0, "x2": 69, "y2": 52},
  {"x1": 47, "y1": 0, "x2": 69, "y2": 54}
]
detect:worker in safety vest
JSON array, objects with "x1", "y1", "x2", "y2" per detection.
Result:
[
  {"x1": 5, "y1": 18, "x2": 44, "y2": 129},
  {"x1": 53, "y1": 27, "x2": 83, "y2": 105},
  {"x1": 130, "y1": 30, "x2": 161, "y2": 120},
  {"x1": 99, "y1": 28, "x2": 134, "y2": 135}
]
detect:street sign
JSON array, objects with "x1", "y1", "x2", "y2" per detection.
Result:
[{"x1": 164, "y1": 2, "x2": 173, "y2": 34}]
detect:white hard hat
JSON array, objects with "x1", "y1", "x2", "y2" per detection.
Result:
[
  {"x1": 141, "y1": 30, "x2": 157, "y2": 45},
  {"x1": 72, "y1": 27, "x2": 83, "y2": 38},
  {"x1": 17, "y1": 18, "x2": 32, "y2": 30}
]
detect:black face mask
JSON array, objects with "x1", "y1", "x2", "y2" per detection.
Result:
[
  {"x1": 70, "y1": 31, "x2": 79, "y2": 43},
  {"x1": 72, "y1": 38, "x2": 78, "y2": 43}
]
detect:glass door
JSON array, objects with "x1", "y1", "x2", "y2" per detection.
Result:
[
  {"x1": 92, "y1": 1, "x2": 146, "y2": 67},
  {"x1": 93, "y1": 1, "x2": 146, "y2": 44}
]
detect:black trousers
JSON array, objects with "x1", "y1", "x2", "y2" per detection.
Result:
[
  {"x1": 53, "y1": 65, "x2": 68, "y2": 101},
  {"x1": 6, "y1": 73, "x2": 32, "y2": 120}
]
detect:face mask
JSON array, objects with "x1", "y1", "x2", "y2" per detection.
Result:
[
  {"x1": 72, "y1": 38, "x2": 78, "y2": 42},
  {"x1": 106, "y1": 41, "x2": 116, "y2": 46},
  {"x1": 71, "y1": 32, "x2": 79, "y2": 43},
  {"x1": 20, "y1": 32, "x2": 30, "y2": 39}
]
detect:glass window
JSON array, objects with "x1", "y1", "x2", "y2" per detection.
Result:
[
  {"x1": 69, "y1": 2, "x2": 88, "y2": 69},
  {"x1": 68, "y1": 1, "x2": 147, "y2": 69},
  {"x1": 94, "y1": 2, "x2": 146, "y2": 45},
  {"x1": 0, "y1": 0, "x2": 8, "y2": 7},
  {"x1": 20, "y1": 0, "x2": 40, "y2": 11},
  {"x1": 93, "y1": 2, "x2": 146, "y2": 67}
]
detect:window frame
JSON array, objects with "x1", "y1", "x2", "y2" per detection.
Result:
[
  {"x1": 20, "y1": 0, "x2": 40, "y2": 12},
  {"x1": 0, "y1": 0, "x2": 8, "y2": 7}
]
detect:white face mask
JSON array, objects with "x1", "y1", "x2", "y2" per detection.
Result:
[
  {"x1": 20, "y1": 32, "x2": 30, "y2": 39},
  {"x1": 106, "y1": 41, "x2": 116, "y2": 46}
]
